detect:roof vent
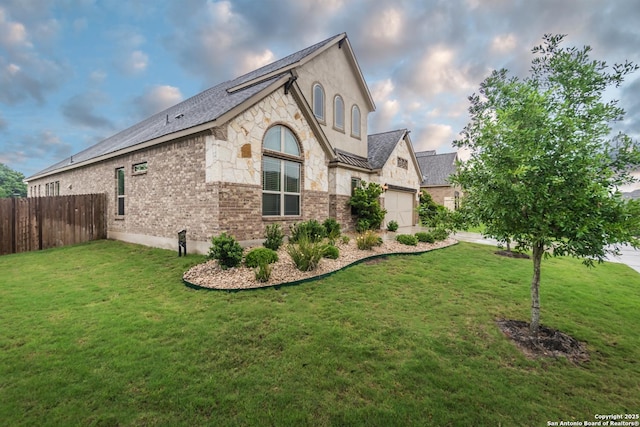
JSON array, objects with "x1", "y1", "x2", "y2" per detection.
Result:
[{"x1": 175, "y1": 113, "x2": 184, "y2": 119}]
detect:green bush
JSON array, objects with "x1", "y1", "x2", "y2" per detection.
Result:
[
  {"x1": 254, "y1": 261, "x2": 272, "y2": 282},
  {"x1": 396, "y1": 234, "x2": 418, "y2": 246},
  {"x1": 323, "y1": 218, "x2": 341, "y2": 241},
  {"x1": 387, "y1": 220, "x2": 399, "y2": 232},
  {"x1": 287, "y1": 236, "x2": 324, "y2": 271},
  {"x1": 418, "y1": 191, "x2": 447, "y2": 227},
  {"x1": 415, "y1": 232, "x2": 435, "y2": 243},
  {"x1": 432, "y1": 227, "x2": 449, "y2": 241},
  {"x1": 349, "y1": 181, "x2": 387, "y2": 230},
  {"x1": 289, "y1": 220, "x2": 326, "y2": 243},
  {"x1": 245, "y1": 247, "x2": 279, "y2": 268},
  {"x1": 356, "y1": 230, "x2": 382, "y2": 250},
  {"x1": 209, "y1": 233, "x2": 243, "y2": 269},
  {"x1": 322, "y1": 244, "x2": 340, "y2": 259},
  {"x1": 263, "y1": 223, "x2": 284, "y2": 251},
  {"x1": 341, "y1": 235, "x2": 351, "y2": 245},
  {"x1": 355, "y1": 218, "x2": 370, "y2": 233}
]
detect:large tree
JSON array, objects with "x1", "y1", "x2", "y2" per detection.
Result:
[
  {"x1": 453, "y1": 34, "x2": 640, "y2": 336},
  {"x1": 0, "y1": 163, "x2": 27, "y2": 198}
]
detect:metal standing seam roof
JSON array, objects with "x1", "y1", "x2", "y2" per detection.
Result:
[
  {"x1": 416, "y1": 151, "x2": 458, "y2": 186},
  {"x1": 28, "y1": 33, "x2": 344, "y2": 180}
]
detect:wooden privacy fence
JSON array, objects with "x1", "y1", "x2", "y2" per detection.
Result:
[{"x1": 0, "y1": 194, "x2": 107, "y2": 256}]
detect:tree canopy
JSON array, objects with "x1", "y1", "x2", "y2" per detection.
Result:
[
  {"x1": 452, "y1": 34, "x2": 640, "y2": 335},
  {"x1": 0, "y1": 163, "x2": 27, "y2": 198}
]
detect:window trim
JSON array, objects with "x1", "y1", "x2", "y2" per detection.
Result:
[
  {"x1": 333, "y1": 94, "x2": 344, "y2": 132},
  {"x1": 116, "y1": 167, "x2": 125, "y2": 217},
  {"x1": 262, "y1": 125, "x2": 303, "y2": 217},
  {"x1": 132, "y1": 161, "x2": 148, "y2": 175},
  {"x1": 312, "y1": 83, "x2": 325, "y2": 123},
  {"x1": 351, "y1": 104, "x2": 361, "y2": 139}
]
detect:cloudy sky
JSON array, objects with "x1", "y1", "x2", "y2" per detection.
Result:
[{"x1": 1, "y1": 0, "x2": 639, "y2": 178}]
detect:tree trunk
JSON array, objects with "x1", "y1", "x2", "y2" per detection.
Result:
[{"x1": 530, "y1": 242, "x2": 544, "y2": 336}]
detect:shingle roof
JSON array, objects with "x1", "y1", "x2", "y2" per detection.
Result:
[
  {"x1": 416, "y1": 151, "x2": 458, "y2": 186},
  {"x1": 28, "y1": 33, "x2": 344, "y2": 179},
  {"x1": 367, "y1": 129, "x2": 407, "y2": 169},
  {"x1": 415, "y1": 150, "x2": 436, "y2": 157}
]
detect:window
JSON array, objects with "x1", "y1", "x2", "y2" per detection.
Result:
[
  {"x1": 116, "y1": 167, "x2": 125, "y2": 216},
  {"x1": 351, "y1": 105, "x2": 361, "y2": 138},
  {"x1": 262, "y1": 125, "x2": 302, "y2": 216},
  {"x1": 397, "y1": 157, "x2": 408, "y2": 169},
  {"x1": 55, "y1": 181, "x2": 60, "y2": 196},
  {"x1": 133, "y1": 162, "x2": 148, "y2": 174},
  {"x1": 350, "y1": 178, "x2": 361, "y2": 214},
  {"x1": 334, "y1": 95, "x2": 344, "y2": 131},
  {"x1": 313, "y1": 83, "x2": 325, "y2": 122}
]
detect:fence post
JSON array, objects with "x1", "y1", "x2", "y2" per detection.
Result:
[{"x1": 11, "y1": 197, "x2": 16, "y2": 254}]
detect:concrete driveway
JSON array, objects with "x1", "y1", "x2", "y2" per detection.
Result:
[{"x1": 453, "y1": 231, "x2": 640, "y2": 274}]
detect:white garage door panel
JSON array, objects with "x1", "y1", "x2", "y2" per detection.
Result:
[{"x1": 385, "y1": 191, "x2": 414, "y2": 227}]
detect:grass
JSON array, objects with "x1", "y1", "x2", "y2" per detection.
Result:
[{"x1": 1, "y1": 240, "x2": 639, "y2": 426}]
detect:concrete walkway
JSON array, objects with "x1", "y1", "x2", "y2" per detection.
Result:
[{"x1": 453, "y1": 231, "x2": 640, "y2": 274}]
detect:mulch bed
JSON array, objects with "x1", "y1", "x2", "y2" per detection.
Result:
[{"x1": 496, "y1": 319, "x2": 589, "y2": 364}]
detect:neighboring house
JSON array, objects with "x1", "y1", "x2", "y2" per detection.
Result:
[
  {"x1": 416, "y1": 151, "x2": 461, "y2": 210},
  {"x1": 26, "y1": 33, "x2": 423, "y2": 253}
]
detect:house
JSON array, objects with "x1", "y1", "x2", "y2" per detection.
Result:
[
  {"x1": 26, "y1": 33, "x2": 423, "y2": 254},
  {"x1": 415, "y1": 151, "x2": 461, "y2": 210}
]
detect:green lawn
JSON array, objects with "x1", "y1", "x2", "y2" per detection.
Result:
[{"x1": 1, "y1": 240, "x2": 639, "y2": 426}]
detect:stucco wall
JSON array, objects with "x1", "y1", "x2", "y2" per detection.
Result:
[{"x1": 296, "y1": 43, "x2": 370, "y2": 158}]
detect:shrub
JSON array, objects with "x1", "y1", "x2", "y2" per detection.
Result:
[
  {"x1": 287, "y1": 236, "x2": 324, "y2": 271},
  {"x1": 355, "y1": 218, "x2": 370, "y2": 233},
  {"x1": 396, "y1": 234, "x2": 418, "y2": 246},
  {"x1": 341, "y1": 235, "x2": 350, "y2": 245},
  {"x1": 387, "y1": 220, "x2": 399, "y2": 232},
  {"x1": 254, "y1": 261, "x2": 272, "y2": 282},
  {"x1": 418, "y1": 190, "x2": 448, "y2": 227},
  {"x1": 263, "y1": 223, "x2": 284, "y2": 251},
  {"x1": 432, "y1": 227, "x2": 449, "y2": 241},
  {"x1": 349, "y1": 181, "x2": 387, "y2": 230},
  {"x1": 245, "y1": 247, "x2": 279, "y2": 268},
  {"x1": 322, "y1": 244, "x2": 340, "y2": 259},
  {"x1": 289, "y1": 220, "x2": 326, "y2": 243},
  {"x1": 323, "y1": 218, "x2": 341, "y2": 241},
  {"x1": 415, "y1": 232, "x2": 435, "y2": 243},
  {"x1": 356, "y1": 230, "x2": 382, "y2": 250},
  {"x1": 209, "y1": 233, "x2": 243, "y2": 269}
]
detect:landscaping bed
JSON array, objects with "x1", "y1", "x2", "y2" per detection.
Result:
[{"x1": 183, "y1": 235, "x2": 457, "y2": 290}]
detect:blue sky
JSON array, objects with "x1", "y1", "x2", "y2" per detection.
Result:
[{"x1": 1, "y1": 0, "x2": 639, "y2": 178}]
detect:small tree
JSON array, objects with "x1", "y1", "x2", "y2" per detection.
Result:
[
  {"x1": 453, "y1": 34, "x2": 640, "y2": 336},
  {"x1": 0, "y1": 163, "x2": 27, "y2": 198},
  {"x1": 349, "y1": 181, "x2": 386, "y2": 230}
]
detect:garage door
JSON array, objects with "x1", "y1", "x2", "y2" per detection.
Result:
[{"x1": 385, "y1": 190, "x2": 415, "y2": 228}]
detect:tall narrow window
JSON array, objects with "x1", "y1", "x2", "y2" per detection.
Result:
[
  {"x1": 334, "y1": 95, "x2": 344, "y2": 131},
  {"x1": 313, "y1": 83, "x2": 325, "y2": 122},
  {"x1": 351, "y1": 105, "x2": 361, "y2": 138},
  {"x1": 116, "y1": 167, "x2": 125, "y2": 216},
  {"x1": 262, "y1": 125, "x2": 302, "y2": 216}
]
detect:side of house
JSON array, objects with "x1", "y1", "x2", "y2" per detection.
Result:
[
  {"x1": 26, "y1": 33, "x2": 424, "y2": 253},
  {"x1": 416, "y1": 151, "x2": 461, "y2": 210}
]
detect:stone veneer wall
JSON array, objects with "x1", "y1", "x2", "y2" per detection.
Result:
[{"x1": 329, "y1": 194, "x2": 356, "y2": 231}]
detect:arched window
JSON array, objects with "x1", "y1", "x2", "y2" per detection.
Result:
[
  {"x1": 334, "y1": 95, "x2": 344, "y2": 131},
  {"x1": 262, "y1": 125, "x2": 302, "y2": 216},
  {"x1": 351, "y1": 104, "x2": 361, "y2": 138},
  {"x1": 313, "y1": 83, "x2": 325, "y2": 122}
]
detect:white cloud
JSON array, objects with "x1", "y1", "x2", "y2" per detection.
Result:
[
  {"x1": 491, "y1": 33, "x2": 517, "y2": 53},
  {"x1": 127, "y1": 50, "x2": 148, "y2": 73},
  {"x1": 414, "y1": 123, "x2": 454, "y2": 152},
  {"x1": 368, "y1": 7, "x2": 404, "y2": 43},
  {"x1": 409, "y1": 45, "x2": 476, "y2": 97},
  {"x1": 133, "y1": 85, "x2": 184, "y2": 119},
  {"x1": 0, "y1": 7, "x2": 31, "y2": 48},
  {"x1": 90, "y1": 70, "x2": 107, "y2": 83},
  {"x1": 238, "y1": 49, "x2": 275, "y2": 75}
]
